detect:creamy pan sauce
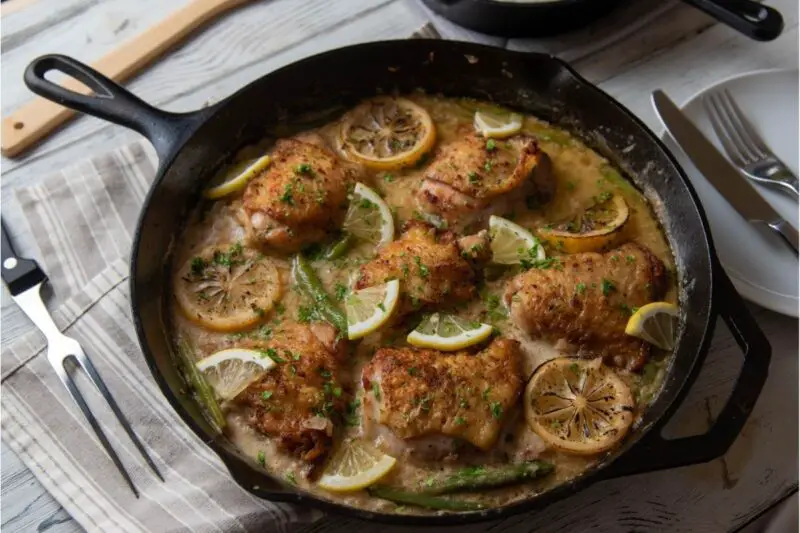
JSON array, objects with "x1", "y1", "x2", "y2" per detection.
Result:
[{"x1": 169, "y1": 94, "x2": 676, "y2": 514}]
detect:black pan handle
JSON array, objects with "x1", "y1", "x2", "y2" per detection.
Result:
[
  {"x1": 681, "y1": 0, "x2": 783, "y2": 41},
  {"x1": 603, "y1": 266, "x2": 771, "y2": 478},
  {"x1": 24, "y1": 55, "x2": 213, "y2": 161},
  {"x1": 1, "y1": 218, "x2": 46, "y2": 296}
]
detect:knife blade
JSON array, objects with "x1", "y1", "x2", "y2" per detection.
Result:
[{"x1": 652, "y1": 90, "x2": 798, "y2": 254}]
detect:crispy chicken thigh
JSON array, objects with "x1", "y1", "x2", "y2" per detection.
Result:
[
  {"x1": 418, "y1": 127, "x2": 554, "y2": 226},
  {"x1": 355, "y1": 222, "x2": 486, "y2": 316},
  {"x1": 242, "y1": 134, "x2": 358, "y2": 252},
  {"x1": 361, "y1": 338, "x2": 523, "y2": 454},
  {"x1": 234, "y1": 321, "x2": 347, "y2": 464},
  {"x1": 504, "y1": 243, "x2": 667, "y2": 371}
]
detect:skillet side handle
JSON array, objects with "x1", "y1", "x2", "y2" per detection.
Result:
[
  {"x1": 603, "y1": 267, "x2": 771, "y2": 478},
  {"x1": 24, "y1": 54, "x2": 211, "y2": 161},
  {"x1": 681, "y1": 0, "x2": 783, "y2": 41}
]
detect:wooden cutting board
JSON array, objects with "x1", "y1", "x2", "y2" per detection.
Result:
[{"x1": 1, "y1": 0, "x2": 250, "y2": 158}]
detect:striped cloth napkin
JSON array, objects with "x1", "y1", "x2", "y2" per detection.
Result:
[{"x1": 1, "y1": 24, "x2": 441, "y2": 533}]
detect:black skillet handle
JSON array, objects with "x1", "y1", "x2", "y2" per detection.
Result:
[
  {"x1": 1, "y1": 218, "x2": 46, "y2": 296},
  {"x1": 604, "y1": 266, "x2": 771, "y2": 478},
  {"x1": 681, "y1": 0, "x2": 783, "y2": 41},
  {"x1": 24, "y1": 55, "x2": 213, "y2": 161}
]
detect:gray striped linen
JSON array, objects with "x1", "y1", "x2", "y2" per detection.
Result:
[{"x1": 1, "y1": 23, "x2": 441, "y2": 533}]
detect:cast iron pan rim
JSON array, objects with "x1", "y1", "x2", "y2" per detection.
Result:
[
  {"x1": 442, "y1": 0, "x2": 604, "y2": 8},
  {"x1": 129, "y1": 39, "x2": 717, "y2": 524}
]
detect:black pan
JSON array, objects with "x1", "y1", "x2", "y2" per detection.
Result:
[
  {"x1": 420, "y1": 0, "x2": 784, "y2": 41},
  {"x1": 24, "y1": 40, "x2": 770, "y2": 524}
]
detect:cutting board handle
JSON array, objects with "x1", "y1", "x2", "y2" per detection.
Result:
[{"x1": 2, "y1": 0, "x2": 248, "y2": 158}]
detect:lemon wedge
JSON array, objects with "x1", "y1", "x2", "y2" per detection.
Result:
[
  {"x1": 203, "y1": 155, "x2": 272, "y2": 199},
  {"x1": 489, "y1": 215, "x2": 546, "y2": 266},
  {"x1": 474, "y1": 110, "x2": 523, "y2": 139},
  {"x1": 340, "y1": 96, "x2": 436, "y2": 170},
  {"x1": 318, "y1": 439, "x2": 397, "y2": 492},
  {"x1": 196, "y1": 348, "x2": 276, "y2": 401},
  {"x1": 407, "y1": 313, "x2": 493, "y2": 351},
  {"x1": 539, "y1": 194, "x2": 629, "y2": 254},
  {"x1": 625, "y1": 302, "x2": 679, "y2": 351},
  {"x1": 343, "y1": 183, "x2": 395, "y2": 248},
  {"x1": 345, "y1": 280, "x2": 400, "y2": 340},
  {"x1": 524, "y1": 357, "x2": 634, "y2": 455}
]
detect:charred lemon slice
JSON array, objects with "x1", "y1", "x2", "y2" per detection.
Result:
[
  {"x1": 175, "y1": 243, "x2": 282, "y2": 332},
  {"x1": 524, "y1": 357, "x2": 634, "y2": 455},
  {"x1": 340, "y1": 97, "x2": 436, "y2": 170},
  {"x1": 539, "y1": 194, "x2": 629, "y2": 253}
]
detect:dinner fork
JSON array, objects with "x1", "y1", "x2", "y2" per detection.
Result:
[
  {"x1": 1, "y1": 219, "x2": 164, "y2": 497},
  {"x1": 703, "y1": 89, "x2": 799, "y2": 199}
]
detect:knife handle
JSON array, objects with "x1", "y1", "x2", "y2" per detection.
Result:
[
  {"x1": 1, "y1": 219, "x2": 46, "y2": 296},
  {"x1": 766, "y1": 219, "x2": 799, "y2": 255}
]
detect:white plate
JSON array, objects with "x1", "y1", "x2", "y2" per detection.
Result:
[{"x1": 659, "y1": 69, "x2": 799, "y2": 317}]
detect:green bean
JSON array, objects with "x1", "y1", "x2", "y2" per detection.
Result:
[
  {"x1": 323, "y1": 233, "x2": 354, "y2": 260},
  {"x1": 367, "y1": 486, "x2": 485, "y2": 512},
  {"x1": 292, "y1": 254, "x2": 348, "y2": 332},
  {"x1": 423, "y1": 461, "x2": 554, "y2": 495},
  {"x1": 177, "y1": 339, "x2": 226, "y2": 431}
]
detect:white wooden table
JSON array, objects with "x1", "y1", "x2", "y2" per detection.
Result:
[{"x1": 1, "y1": 0, "x2": 797, "y2": 531}]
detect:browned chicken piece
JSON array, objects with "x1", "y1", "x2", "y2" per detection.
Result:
[
  {"x1": 504, "y1": 243, "x2": 667, "y2": 371},
  {"x1": 241, "y1": 134, "x2": 358, "y2": 252},
  {"x1": 355, "y1": 221, "x2": 481, "y2": 316},
  {"x1": 361, "y1": 338, "x2": 524, "y2": 453},
  {"x1": 418, "y1": 127, "x2": 554, "y2": 226},
  {"x1": 234, "y1": 321, "x2": 347, "y2": 464}
]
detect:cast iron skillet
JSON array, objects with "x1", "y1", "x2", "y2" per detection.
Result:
[
  {"x1": 24, "y1": 40, "x2": 770, "y2": 524},
  {"x1": 420, "y1": 0, "x2": 784, "y2": 41}
]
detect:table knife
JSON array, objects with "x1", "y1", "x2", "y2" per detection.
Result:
[{"x1": 652, "y1": 90, "x2": 798, "y2": 254}]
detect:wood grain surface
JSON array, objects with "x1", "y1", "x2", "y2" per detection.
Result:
[{"x1": 1, "y1": 0, "x2": 797, "y2": 531}]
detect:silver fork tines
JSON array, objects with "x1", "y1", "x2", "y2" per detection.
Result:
[
  {"x1": 14, "y1": 283, "x2": 164, "y2": 497},
  {"x1": 703, "y1": 89, "x2": 799, "y2": 198}
]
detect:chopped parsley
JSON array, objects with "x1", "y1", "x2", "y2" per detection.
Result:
[
  {"x1": 261, "y1": 348, "x2": 285, "y2": 364},
  {"x1": 190, "y1": 256, "x2": 207, "y2": 275},
  {"x1": 566, "y1": 181, "x2": 576, "y2": 191},
  {"x1": 414, "y1": 256, "x2": 430, "y2": 278},
  {"x1": 285, "y1": 472, "x2": 297, "y2": 485},
  {"x1": 383, "y1": 173, "x2": 394, "y2": 183},
  {"x1": 484, "y1": 160, "x2": 493, "y2": 172},
  {"x1": 569, "y1": 362, "x2": 580, "y2": 375},
  {"x1": 455, "y1": 416, "x2": 466, "y2": 425},
  {"x1": 372, "y1": 382, "x2": 381, "y2": 400},
  {"x1": 257, "y1": 451, "x2": 266, "y2": 467},
  {"x1": 598, "y1": 191, "x2": 613, "y2": 202},
  {"x1": 490, "y1": 402, "x2": 503, "y2": 419},
  {"x1": 482, "y1": 386, "x2": 492, "y2": 401},
  {"x1": 626, "y1": 255, "x2": 636, "y2": 264},
  {"x1": 261, "y1": 391, "x2": 273, "y2": 401},
  {"x1": 468, "y1": 171, "x2": 479, "y2": 184},
  {"x1": 408, "y1": 367, "x2": 419, "y2": 377},
  {"x1": 344, "y1": 399, "x2": 361, "y2": 426},
  {"x1": 601, "y1": 278, "x2": 616, "y2": 296},
  {"x1": 483, "y1": 293, "x2": 508, "y2": 322},
  {"x1": 334, "y1": 283, "x2": 348, "y2": 302},
  {"x1": 575, "y1": 282, "x2": 587, "y2": 295},
  {"x1": 485, "y1": 139, "x2": 496, "y2": 151},
  {"x1": 294, "y1": 163, "x2": 313, "y2": 175},
  {"x1": 280, "y1": 183, "x2": 295, "y2": 205},
  {"x1": 459, "y1": 398, "x2": 469, "y2": 409},
  {"x1": 297, "y1": 305, "x2": 317, "y2": 323}
]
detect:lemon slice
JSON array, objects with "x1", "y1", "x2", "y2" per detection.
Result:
[
  {"x1": 539, "y1": 194, "x2": 629, "y2": 254},
  {"x1": 204, "y1": 155, "x2": 272, "y2": 200},
  {"x1": 318, "y1": 439, "x2": 397, "y2": 492},
  {"x1": 196, "y1": 348, "x2": 275, "y2": 401},
  {"x1": 174, "y1": 243, "x2": 282, "y2": 332},
  {"x1": 474, "y1": 110, "x2": 523, "y2": 139},
  {"x1": 524, "y1": 357, "x2": 634, "y2": 455},
  {"x1": 625, "y1": 302, "x2": 679, "y2": 351},
  {"x1": 345, "y1": 280, "x2": 400, "y2": 340},
  {"x1": 489, "y1": 215, "x2": 546, "y2": 266},
  {"x1": 340, "y1": 96, "x2": 436, "y2": 170},
  {"x1": 407, "y1": 313, "x2": 493, "y2": 351},
  {"x1": 342, "y1": 183, "x2": 395, "y2": 247}
]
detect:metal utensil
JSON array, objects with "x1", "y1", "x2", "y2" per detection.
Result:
[
  {"x1": 1, "y1": 219, "x2": 164, "y2": 497},
  {"x1": 703, "y1": 88, "x2": 799, "y2": 199},
  {"x1": 652, "y1": 90, "x2": 798, "y2": 254}
]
